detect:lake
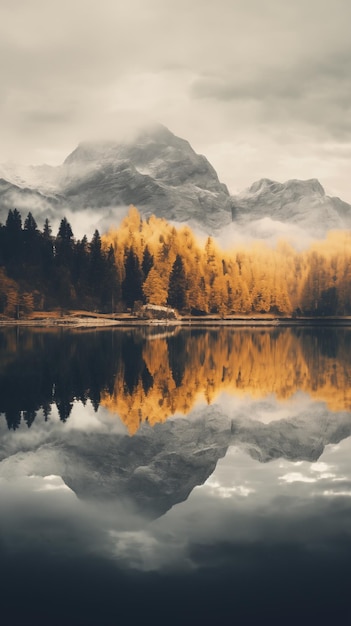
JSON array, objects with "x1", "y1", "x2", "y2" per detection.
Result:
[{"x1": 1, "y1": 326, "x2": 351, "y2": 625}]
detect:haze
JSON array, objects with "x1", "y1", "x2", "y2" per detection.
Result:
[{"x1": 1, "y1": 0, "x2": 351, "y2": 201}]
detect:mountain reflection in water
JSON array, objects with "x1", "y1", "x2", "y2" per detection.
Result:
[{"x1": 1, "y1": 327, "x2": 351, "y2": 625}]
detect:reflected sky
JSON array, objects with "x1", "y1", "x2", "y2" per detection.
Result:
[
  {"x1": 2, "y1": 419, "x2": 351, "y2": 625},
  {"x1": 1, "y1": 327, "x2": 351, "y2": 624}
]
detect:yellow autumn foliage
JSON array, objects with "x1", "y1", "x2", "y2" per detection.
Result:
[
  {"x1": 100, "y1": 328, "x2": 351, "y2": 433},
  {"x1": 102, "y1": 206, "x2": 351, "y2": 315}
]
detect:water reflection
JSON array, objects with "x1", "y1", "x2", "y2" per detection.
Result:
[
  {"x1": 1, "y1": 326, "x2": 351, "y2": 431},
  {"x1": 1, "y1": 327, "x2": 351, "y2": 624},
  {"x1": 102, "y1": 326, "x2": 351, "y2": 432}
]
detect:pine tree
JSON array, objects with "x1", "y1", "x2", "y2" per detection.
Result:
[
  {"x1": 142, "y1": 245, "x2": 154, "y2": 281},
  {"x1": 89, "y1": 230, "x2": 104, "y2": 304},
  {"x1": 24, "y1": 212, "x2": 38, "y2": 233},
  {"x1": 23, "y1": 212, "x2": 40, "y2": 270},
  {"x1": 72, "y1": 236, "x2": 89, "y2": 305},
  {"x1": 57, "y1": 217, "x2": 73, "y2": 241},
  {"x1": 43, "y1": 218, "x2": 52, "y2": 239},
  {"x1": 3, "y1": 209, "x2": 23, "y2": 267},
  {"x1": 101, "y1": 244, "x2": 120, "y2": 312},
  {"x1": 122, "y1": 248, "x2": 143, "y2": 309},
  {"x1": 167, "y1": 254, "x2": 187, "y2": 310},
  {"x1": 54, "y1": 218, "x2": 75, "y2": 307},
  {"x1": 6, "y1": 208, "x2": 22, "y2": 235}
]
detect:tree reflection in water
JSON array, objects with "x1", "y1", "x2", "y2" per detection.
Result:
[{"x1": 1, "y1": 326, "x2": 351, "y2": 432}]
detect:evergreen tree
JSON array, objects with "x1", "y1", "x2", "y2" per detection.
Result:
[
  {"x1": 54, "y1": 219, "x2": 75, "y2": 307},
  {"x1": 122, "y1": 247, "x2": 143, "y2": 309},
  {"x1": 73, "y1": 235, "x2": 89, "y2": 304},
  {"x1": 24, "y1": 212, "x2": 38, "y2": 233},
  {"x1": 89, "y1": 229, "x2": 104, "y2": 298},
  {"x1": 55, "y1": 218, "x2": 74, "y2": 264},
  {"x1": 90, "y1": 229, "x2": 102, "y2": 258},
  {"x1": 57, "y1": 217, "x2": 73, "y2": 241},
  {"x1": 142, "y1": 245, "x2": 154, "y2": 281},
  {"x1": 6, "y1": 208, "x2": 22, "y2": 234},
  {"x1": 40, "y1": 218, "x2": 54, "y2": 300},
  {"x1": 167, "y1": 254, "x2": 187, "y2": 310},
  {"x1": 3, "y1": 209, "x2": 23, "y2": 267},
  {"x1": 101, "y1": 244, "x2": 120, "y2": 312},
  {"x1": 23, "y1": 212, "x2": 40, "y2": 270},
  {"x1": 43, "y1": 218, "x2": 52, "y2": 239}
]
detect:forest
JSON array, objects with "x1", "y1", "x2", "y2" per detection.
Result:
[{"x1": 1, "y1": 205, "x2": 351, "y2": 317}]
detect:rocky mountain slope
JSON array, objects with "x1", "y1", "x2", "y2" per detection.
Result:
[
  {"x1": 0, "y1": 176, "x2": 61, "y2": 219},
  {"x1": 0, "y1": 124, "x2": 233, "y2": 233},
  {"x1": 1, "y1": 404, "x2": 351, "y2": 519},
  {"x1": 1, "y1": 127, "x2": 351, "y2": 239},
  {"x1": 231, "y1": 177, "x2": 351, "y2": 237}
]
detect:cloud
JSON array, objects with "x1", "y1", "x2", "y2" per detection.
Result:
[
  {"x1": 0, "y1": 0, "x2": 350, "y2": 205},
  {"x1": 191, "y1": 51, "x2": 351, "y2": 142},
  {"x1": 20, "y1": 109, "x2": 77, "y2": 128},
  {"x1": 215, "y1": 217, "x2": 315, "y2": 251}
]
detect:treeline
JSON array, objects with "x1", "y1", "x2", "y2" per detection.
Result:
[
  {"x1": 103, "y1": 207, "x2": 351, "y2": 316},
  {"x1": 0, "y1": 209, "x2": 119, "y2": 315},
  {"x1": 1, "y1": 205, "x2": 351, "y2": 316}
]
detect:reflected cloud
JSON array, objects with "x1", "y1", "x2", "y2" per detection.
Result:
[
  {"x1": 35, "y1": 474, "x2": 74, "y2": 492},
  {"x1": 280, "y1": 461, "x2": 337, "y2": 484},
  {"x1": 310, "y1": 461, "x2": 333, "y2": 473},
  {"x1": 279, "y1": 472, "x2": 317, "y2": 483},
  {"x1": 109, "y1": 529, "x2": 189, "y2": 572},
  {"x1": 204, "y1": 478, "x2": 255, "y2": 498}
]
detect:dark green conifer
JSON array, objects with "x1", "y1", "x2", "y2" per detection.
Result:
[
  {"x1": 167, "y1": 254, "x2": 187, "y2": 310},
  {"x1": 122, "y1": 247, "x2": 143, "y2": 309}
]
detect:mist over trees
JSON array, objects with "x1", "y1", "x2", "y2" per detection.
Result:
[
  {"x1": 0, "y1": 205, "x2": 351, "y2": 317},
  {"x1": 103, "y1": 206, "x2": 351, "y2": 316}
]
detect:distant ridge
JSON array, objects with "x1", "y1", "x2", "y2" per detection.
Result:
[
  {"x1": 1, "y1": 125, "x2": 351, "y2": 239},
  {"x1": 231, "y1": 177, "x2": 351, "y2": 236}
]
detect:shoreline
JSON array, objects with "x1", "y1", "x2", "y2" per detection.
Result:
[{"x1": 1, "y1": 313, "x2": 351, "y2": 328}]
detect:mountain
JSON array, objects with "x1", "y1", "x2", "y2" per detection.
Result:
[
  {"x1": 0, "y1": 177, "x2": 61, "y2": 221},
  {"x1": 0, "y1": 409, "x2": 231, "y2": 518},
  {"x1": 60, "y1": 125, "x2": 234, "y2": 231},
  {"x1": 0, "y1": 124, "x2": 233, "y2": 234},
  {"x1": 1, "y1": 403, "x2": 351, "y2": 519},
  {"x1": 231, "y1": 177, "x2": 351, "y2": 237},
  {"x1": 2, "y1": 128, "x2": 351, "y2": 239}
]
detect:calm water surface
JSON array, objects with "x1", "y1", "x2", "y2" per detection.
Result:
[{"x1": 1, "y1": 326, "x2": 351, "y2": 625}]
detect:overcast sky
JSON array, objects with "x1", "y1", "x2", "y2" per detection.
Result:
[{"x1": 1, "y1": 0, "x2": 351, "y2": 199}]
